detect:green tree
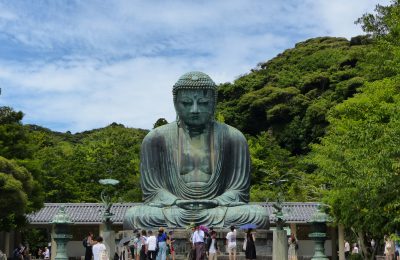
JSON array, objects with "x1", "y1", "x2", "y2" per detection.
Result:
[
  {"x1": 356, "y1": 0, "x2": 400, "y2": 80},
  {"x1": 217, "y1": 37, "x2": 369, "y2": 155},
  {"x1": 0, "y1": 107, "x2": 32, "y2": 159},
  {"x1": 153, "y1": 118, "x2": 168, "y2": 129},
  {"x1": 0, "y1": 107, "x2": 43, "y2": 231},
  {"x1": 248, "y1": 132, "x2": 318, "y2": 202},
  {"x1": 0, "y1": 156, "x2": 41, "y2": 230},
  {"x1": 308, "y1": 77, "x2": 400, "y2": 259},
  {"x1": 30, "y1": 123, "x2": 147, "y2": 203}
]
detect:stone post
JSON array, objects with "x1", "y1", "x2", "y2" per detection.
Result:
[
  {"x1": 273, "y1": 229, "x2": 288, "y2": 260},
  {"x1": 100, "y1": 221, "x2": 115, "y2": 259},
  {"x1": 99, "y1": 178, "x2": 119, "y2": 260},
  {"x1": 50, "y1": 206, "x2": 73, "y2": 260},
  {"x1": 272, "y1": 200, "x2": 287, "y2": 260}
]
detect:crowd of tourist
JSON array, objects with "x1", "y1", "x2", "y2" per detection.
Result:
[{"x1": 108, "y1": 224, "x2": 258, "y2": 260}]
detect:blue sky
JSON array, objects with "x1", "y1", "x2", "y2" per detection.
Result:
[{"x1": 0, "y1": 0, "x2": 389, "y2": 132}]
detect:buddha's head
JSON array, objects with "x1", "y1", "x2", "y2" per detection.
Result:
[{"x1": 173, "y1": 71, "x2": 217, "y2": 128}]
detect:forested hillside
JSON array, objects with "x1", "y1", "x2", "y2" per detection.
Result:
[
  {"x1": 217, "y1": 36, "x2": 372, "y2": 202},
  {"x1": 27, "y1": 123, "x2": 148, "y2": 203},
  {"x1": 218, "y1": 36, "x2": 370, "y2": 154}
]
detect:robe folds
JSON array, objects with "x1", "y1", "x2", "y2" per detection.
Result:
[{"x1": 124, "y1": 121, "x2": 269, "y2": 228}]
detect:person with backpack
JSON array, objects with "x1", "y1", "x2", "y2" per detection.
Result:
[
  {"x1": 83, "y1": 232, "x2": 94, "y2": 260},
  {"x1": 92, "y1": 236, "x2": 107, "y2": 260}
]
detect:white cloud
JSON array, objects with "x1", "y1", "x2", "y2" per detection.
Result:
[{"x1": 0, "y1": 0, "x2": 388, "y2": 132}]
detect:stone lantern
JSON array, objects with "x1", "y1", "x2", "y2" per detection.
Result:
[
  {"x1": 308, "y1": 204, "x2": 331, "y2": 260},
  {"x1": 51, "y1": 206, "x2": 73, "y2": 260}
]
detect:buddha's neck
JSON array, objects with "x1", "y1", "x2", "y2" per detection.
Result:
[{"x1": 180, "y1": 121, "x2": 213, "y2": 138}]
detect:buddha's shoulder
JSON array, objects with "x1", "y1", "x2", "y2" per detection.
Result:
[
  {"x1": 215, "y1": 122, "x2": 247, "y2": 141},
  {"x1": 143, "y1": 122, "x2": 177, "y2": 141}
]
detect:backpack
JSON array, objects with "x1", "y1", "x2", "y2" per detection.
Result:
[
  {"x1": 83, "y1": 238, "x2": 88, "y2": 248},
  {"x1": 100, "y1": 249, "x2": 108, "y2": 260}
]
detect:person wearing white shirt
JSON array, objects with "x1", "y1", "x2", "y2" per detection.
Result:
[
  {"x1": 92, "y1": 236, "x2": 107, "y2": 260},
  {"x1": 352, "y1": 243, "x2": 359, "y2": 255},
  {"x1": 226, "y1": 226, "x2": 237, "y2": 260},
  {"x1": 146, "y1": 231, "x2": 157, "y2": 260},
  {"x1": 344, "y1": 240, "x2": 350, "y2": 259},
  {"x1": 192, "y1": 226, "x2": 205, "y2": 260},
  {"x1": 43, "y1": 247, "x2": 50, "y2": 260}
]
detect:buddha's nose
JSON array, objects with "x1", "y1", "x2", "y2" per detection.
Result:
[{"x1": 190, "y1": 102, "x2": 199, "y2": 113}]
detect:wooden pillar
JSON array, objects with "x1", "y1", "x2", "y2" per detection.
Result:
[
  {"x1": 51, "y1": 225, "x2": 57, "y2": 260},
  {"x1": 338, "y1": 224, "x2": 345, "y2": 260},
  {"x1": 331, "y1": 226, "x2": 338, "y2": 260},
  {"x1": 290, "y1": 223, "x2": 297, "y2": 237},
  {"x1": 1, "y1": 231, "x2": 11, "y2": 256}
]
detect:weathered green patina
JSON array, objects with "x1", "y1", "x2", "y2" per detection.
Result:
[
  {"x1": 51, "y1": 206, "x2": 73, "y2": 260},
  {"x1": 124, "y1": 71, "x2": 269, "y2": 228}
]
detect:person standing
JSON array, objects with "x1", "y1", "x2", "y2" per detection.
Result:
[
  {"x1": 140, "y1": 230, "x2": 148, "y2": 260},
  {"x1": 166, "y1": 231, "x2": 175, "y2": 260},
  {"x1": 192, "y1": 225, "x2": 205, "y2": 260},
  {"x1": 0, "y1": 250, "x2": 7, "y2": 260},
  {"x1": 156, "y1": 228, "x2": 167, "y2": 260},
  {"x1": 288, "y1": 234, "x2": 297, "y2": 260},
  {"x1": 385, "y1": 235, "x2": 394, "y2": 260},
  {"x1": 206, "y1": 231, "x2": 218, "y2": 260},
  {"x1": 352, "y1": 243, "x2": 359, "y2": 255},
  {"x1": 92, "y1": 236, "x2": 107, "y2": 260},
  {"x1": 395, "y1": 240, "x2": 400, "y2": 260},
  {"x1": 133, "y1": 233, "x2": 142, "y2": 260},
  {"x1": 43, "y1": 247, "x2": 50, "y2": 260},
  {"x1": 83, "y1": 232, "x2": 94, "y2": 260},
  {"x1": 344, "y1": 240, "x2": 350, "y2": 259},
  {"x1": 146, "y1": 231, "x2": 157, "y2": 260},
  {"x1": 244, "y1": 229, "x2": 256, "y2": 260},
  {"x1": 226, "y1": 226, "x2": 237, "y2": 260}
]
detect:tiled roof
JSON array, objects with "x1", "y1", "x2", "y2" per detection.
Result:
[
  {"x1": 263, "y1": 202, "x2": 321, "y2": 223},
  {"x1": 27, "y1": 203, "x2": 138, "y2": 225},
  {"x1": 27, "y1": 202, "x2": 321, "y2": 225}
]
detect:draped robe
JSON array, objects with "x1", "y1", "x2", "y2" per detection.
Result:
[{"x1": 124, "y1": 121, "x2": 269, "y2": 228}]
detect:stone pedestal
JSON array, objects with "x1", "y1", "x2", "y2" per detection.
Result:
[
  {"x1": 53, "y1": 233, "x2": 72, "y2": 260},
  {"x1": 101, "y1": 222, "x2": 116, "y2": 259},
  {"x1": 272, "y1": 230, "x2": 287, "y2": 260}
]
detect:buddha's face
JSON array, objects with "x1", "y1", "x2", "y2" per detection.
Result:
[{"x1": 175, "y1": 89, "x2": 214, "y2": 127}]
